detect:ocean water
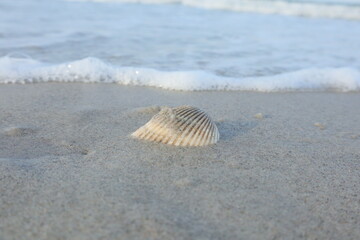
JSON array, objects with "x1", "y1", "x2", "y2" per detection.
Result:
[{"x1": 0, "y1": 0, "x2": 360, "y2": 91}]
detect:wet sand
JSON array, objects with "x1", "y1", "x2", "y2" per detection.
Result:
[{"x1": 1, "y1": 83, "x2": 360, "y2": 239}]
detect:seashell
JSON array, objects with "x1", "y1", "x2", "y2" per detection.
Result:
[{"x1": 131, "y1": 106, "x2": 219, "y2": 146}]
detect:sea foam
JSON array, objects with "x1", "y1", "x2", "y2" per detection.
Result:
[
  {"x1": 0, "y1": 57, "x2": 359, "y2": 92},
  {"x1": 68, "y1": 0, "x2": 360, "y2": 20}
]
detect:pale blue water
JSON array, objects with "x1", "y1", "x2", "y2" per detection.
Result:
[{"x1": 0, "y1": 0, "x2": 360, "y2": 91}]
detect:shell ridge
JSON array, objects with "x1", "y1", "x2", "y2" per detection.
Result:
[
  {"x1": 210, "y1": 121, "x2": 216, "y2": 143},
  {"x1": 152, "y1": 114, "x2": 179, "y2": 142},
  {"x1": 131, "y1": 106, "x2": 219, "y2": 147},
  {"x1": 203, "y1": 118, "x2": 215, "y2": 145},
  {"x1": 195, "y1": 115, "x2": 212, "y2": 146},
  {"x1": 175, "y1": 107, "x2": 196, "y2": 123},
  {"x1": 165, "y1": 107, "x2": 196, "y2": 145},
  {"x1": 174, "y1": 106, "x2": 191, "y2": 115},
  {"x1": 156, "y1": 107, "x2": 194, "y2": 144},
  {"x1": 176, "y1": 110, "x2": 205, "y2": 146},
  {"x1": 187, "y1": 113, "x2": 210, "y2": 146},
  {"x1": 147, "y1": 114, "x2": 176, "y2": 142},
  {"x1": 196, "y1": 119, "x2": 211, "y2": 146},
  {"x1": 141, "y1": 120, "x2": 163, "y2": 140},
  {"x1": 135, "y1": 109, "x2": 172, "y2": 141},
  {"x1": 179, "y1": 113, "x2": 201, "y2": 146},
  {"x1": 209, "y1": 119, "x2": 217, "y2": 144},
  {"x1": 202, "y1": 115, "x2": 215, "y2": 145},
  {"x1": 173, "y1": 110, "x2": 203, "y2": 146},
  {"x1": 176, "y1": 108, "x2": 199, "y2": 124},
  {"x1": 168, "y1": 109, "x2": 202, "y2": 145},
  {"x1": 132, "y1": 125, "x2": 149, "y2": 138}
]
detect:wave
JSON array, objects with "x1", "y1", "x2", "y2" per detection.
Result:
[
  {"x1": 67, "y1": 0, "x2": 360, "y2": 21},
  {"x1": 0, "y1": 57, "x2": 359, "y2": 92}
]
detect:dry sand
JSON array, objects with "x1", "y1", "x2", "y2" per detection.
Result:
[{"x1": 1, "y1": 83, "x2": 360, "y2": 240}]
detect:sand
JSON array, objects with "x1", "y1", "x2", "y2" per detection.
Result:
[{"x1": 1, "y1": 83, "x2": 360, "y2": 240}]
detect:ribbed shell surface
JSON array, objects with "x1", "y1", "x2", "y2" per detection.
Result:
[{"x1": 131, "y1": 106, "x2": 219, "y2": 146}]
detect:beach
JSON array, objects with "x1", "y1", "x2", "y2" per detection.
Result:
[
  {"x1": 1, "y1": 0, "x2": 360, "y2": 238},
  {"x1": 1, "y1": 83, "x2": 359, "y2": 239}
]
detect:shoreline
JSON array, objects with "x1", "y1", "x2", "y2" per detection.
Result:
[{"x1": 1, "y1": 83, "x2": 360, "y2": 239}]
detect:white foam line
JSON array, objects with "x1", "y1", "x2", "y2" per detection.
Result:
[{"x1": 0, "y1": 57, "x2": 359, "y2": 92}]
